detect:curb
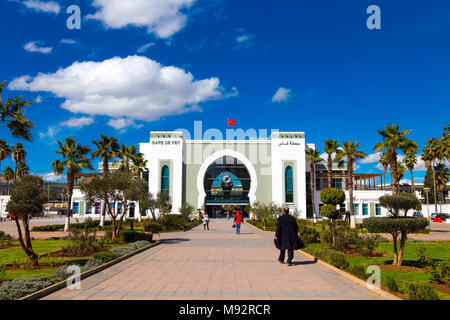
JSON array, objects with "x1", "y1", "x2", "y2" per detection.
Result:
[
  {"x1": 19, "y1": 241, "x2": 161, "y2": 300},
  {"x1": 246, "y1": 222, "x2": 400, "y2": 300}
]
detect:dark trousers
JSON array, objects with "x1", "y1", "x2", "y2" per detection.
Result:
[{"x1": 279, "y1": 249, "x2": 294, "y2": 263}]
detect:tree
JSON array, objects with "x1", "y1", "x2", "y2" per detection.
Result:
[
  {"x1": 16, "y1": 162, "x2": 29, "y2": 179},
  {"x1": 179, "y1": 202, "x2": 194, "y2": 220},
  {"x1": 364, "y1": 192, "x2": 427, "y2": 267},
  {"x1": 115, "y1": 144, "x2": 139, "y2": 172},
  {"x1": 6, "y1": 176, "x2": 48, "y2": 266},
  {"x1": 423, "y1": 138, "x2": 439, "y2": 211},
  {"x1": 396, "y1": 161, "x2": 406, "y2": 182},
  {"x1": 2, "y1": 166, "x2": 14, "y2": 194},
  {"x1": 319, "y1": 188, "x2": 345, "y2": 245},
  {"x1": 0, "y1": 81, "x2": 35, "y2": 142},
  {"x1": 324, "y1": 139, "x2": 340, "y2": 188},
  {"x1": 403, "y1": 146, "x2": 418, "y2": 193},
  {"x1": 0, "y1": 139, "x2": 11, "y2": 180},
  {"x1": 374, "y1": 124, "x2": 417, "y2": 195},
  {"x1": 435, "y1": 163, "x2": 449, "y2": 208},
  {"x1": 378, "y1": 152, "x2": 390, "y2": 191},
  {"x1": 335, "y1": 141, "x2": 367, "y2": 228},
  {"x1": 92, "y1": 135, "x2": 120, "y2": 227},
  {"x1": 11, "y1": 142, "x2": 26, "y2": 183},
  {"x1": 52, "y1": 137, "x2": 93, "y2": 232},
  {"x1": 305, "y1": 148, "x2": 324, "y2": 223},
  {"x1": 140, "y1": 191, "x2": 171, "y2": 220},
  {"x1": 81, "y1": 171, "x2": 148, "y2": 240}
]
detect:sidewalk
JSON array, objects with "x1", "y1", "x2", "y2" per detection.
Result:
[{"x1": 41, "y1": 219, "x2": 385, "y2": 300}]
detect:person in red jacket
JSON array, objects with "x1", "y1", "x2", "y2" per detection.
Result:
[{"x1": 234, "y1": 210, "x2": 242, "y2": 234}]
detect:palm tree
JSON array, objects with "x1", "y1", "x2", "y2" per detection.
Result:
[
  {"x1": 92, "y1": 135, "x2": 120, "y2": 227},
  {"x1": 2, "y1": 166, "x2": 14, "y2": 195},
  {"x1": 335, "y1": 141, "x2": 367, "y2": 229},
  {"x1": 435, "y1": 163, "x2": 449, "y2": 209},
  {"x1": 92, "y1": 135, "x2": 120, "y2": 176},
  {"x1": 115, "y1": 144, "x2": 138, "y2": 172},
  {"x1": 324, "y1": 139, "x2": 340, "y2": 188},
  {"x1": 403, "y1": 146, "x2": 418, "y2": 193},
  {"x1": 52, "y1": 137, "x2": 93, "y2": 232},
  {"x1": 396, "y1": 161, "x2": 406, "y2": 182},
  {"x1": 378, "y1": 152, "x2": 390, "y2": 191},
  {"x1": 374, "y1": 124, "x2": 417, "y2": 195},
  {"x1": 0, "y1": 139, "x2": 11, "y2": 180},
  {"x1": 16, "y1": 162, "x2": 29, "y2": 179},
  {"x1": 305, "y1": 147, "x2": 324, "y2": 223},
  {"x1": 0, "y1": 81, "x2": 35, "y2": 141},
  {"x1": 11, "y1": 143, "x2": 26, "y2": 183},
  {"x1": 423, "y1": 138, "x2": 439, "y2": 212},
  {"x1": 131, "y1": 152, "x2": 148, "y2": 175}
]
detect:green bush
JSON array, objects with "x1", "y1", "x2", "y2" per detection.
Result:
[
  {"x1": 355, "y1": 235, "x2": 381, "y2": 257},
  {"x1": 160, "y1": 214, "x2": 188, "y2": 231},
  {"x1": 407, "y1": 283, "x2": 440, "y2": 300},
  {"x1": 385, "y1": 276, "x2": 399, "y2": 292},
  {"x1": 143, "y1": 220, "x2": 164, "y2": 233},
  {"x1": 416, "y1": 246, "x2": 434, "y2": 267},
  {"x1": 31, "y1": 220, "x2": 112, "y2": 232},
  {"x1": 93, "y1": 251, "x2": 117, "y2": 263},
  {"x1": 0, "y1": 264, "x2": 6, "y2": 282},
  {"x1": 311, "y1": 248, "x2": 349, "y2": 270},
  {"x1": 0, "y1": 277, "x2": 58, "y2": 300},
  {"x1": 299, "y1": 226, "x2": 320, "y2": 244},
  {"x1": 61, "y1": 227, "x2": 103, "y2": 256},
  {"x1": 0, "y1": 231, "x2": 12, "y2": 248},
  {"x1": 320, "y1": 228, "x2": 333, "y2": 245},
  {"x1": 430, "y1": 260, "x2": 450, "y2": 284},
  {"x1": 348, "y1": 265, "x2": 367, "y2": 280},
  {"x1": 119, "y1": 231, "x2": 152, "y2": 243},
  {"x1": 363, "y1": 217, "x2": 429, "y2": 234}
]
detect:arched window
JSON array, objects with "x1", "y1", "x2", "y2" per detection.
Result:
[
  {"x1": 285, "y1": 166, "x2": 294, "y2": 203},
  {"x1": 161, "y1": 165, "x2": 170, "y2": 201}
]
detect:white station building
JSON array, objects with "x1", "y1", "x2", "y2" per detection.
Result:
[{"x1": 68, "y1": 130, "x2": 393, "y2": 220}]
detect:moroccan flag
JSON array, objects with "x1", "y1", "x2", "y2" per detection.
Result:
[{"x1": 228, "y1": 119, "x2": 236, "y2": 127}]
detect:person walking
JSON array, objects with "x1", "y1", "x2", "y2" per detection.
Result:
[
  {"x1": 202, "y1": 212, "x2": 210, "y2": 230},
  {"x1": 234, "y1": 210, "x2": 242, "y2": 234},
  {"x1": 274, "y1": 207, "x2": 304, "y2": 266}
]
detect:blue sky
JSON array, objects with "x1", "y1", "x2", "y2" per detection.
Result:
[{"x1": 1, "y1": 0, "x2": 449, "y2": 183}]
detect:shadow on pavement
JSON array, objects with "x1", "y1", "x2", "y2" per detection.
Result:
[
  {"x1": 291, "y1": 259, "x2": 318, "y2": 266},
  {"x1": 161, "y1": 238, "x2": 190, "y2": 244}
]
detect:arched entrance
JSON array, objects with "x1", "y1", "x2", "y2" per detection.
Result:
[{"x1": 197, "y1": 150, "x2": 257, "y2": 215}]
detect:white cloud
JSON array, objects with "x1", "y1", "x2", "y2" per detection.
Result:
[
  {"x1": 39, "y1": 125, "x2": 60, "y2": 140},
  {"x1": 22, "y1": 0, "x2": 60, "y2": 14},
  {"x1": 272, "y1": 87, "x2": 292, "y2": 103},
  {"x1": 235, "y1": 33, "x2": 254, "y2": 48},
  {"x1": 35, "y1": 95, "x2": 42, "y2": 103},
  {"x1": 359, "y1": 152, "x2": 381, "y2": 164},
  {"x1": 9, "y1": 55, "x2": 227, "y2": 122},
  {"x1": 24, "y1": 41, "x2": 53, "y2": 54},
  {"x1": 374, "y1": 154, "x2": 427, "y2": 172},
  {"x1": 137, "y1": 42, "x2": 155, "y2": 53},
  {"x1": 60, "y1": 38, "x2": 79, "y2": 45},
  {"x1": 39, "y1": 172, "x2": 65, "y2": 182},
  {"x1": 87, "y1": 0, "x2": 196, "y2": 38},
  {"x1": 60, "y1": 117, "x2": 95, "y2": 128},
  {"x1": 107, "y1": 118, "x2": 142, "y2": 130}
]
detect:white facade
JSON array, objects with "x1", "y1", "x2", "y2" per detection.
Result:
[{"x1": 0, "y1": 196, "x2": 10, "y2": 219}]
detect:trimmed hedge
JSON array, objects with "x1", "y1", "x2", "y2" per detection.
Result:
[
  {"x1": 0, "y1": 277, "x2": 58, "y2": 300},
  {"x1": 31, "y1": 220, "x2": 112, "y2": 232},
  {"x1": 309, "y1": 248, "x2": 349, "y2": 270},
  {"x1": 363, "y1": 217, "x2": 429, "y2": 234}
]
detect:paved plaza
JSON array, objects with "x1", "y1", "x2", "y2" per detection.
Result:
[{"x1": 42, "y1": 219, "x2": 386, "y2": 300}]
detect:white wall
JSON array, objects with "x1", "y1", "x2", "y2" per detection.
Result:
[
  {"x1": 0, "y1": 196, "x2": 10, "y2": 218},
  {"x1": 271, "y1": 133, "x2": 307, "y2": 219}
]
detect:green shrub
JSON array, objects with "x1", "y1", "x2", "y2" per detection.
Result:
[
  {"x1": 93, "y1": 251, "x2": 117, "y2": 263},
  {"x1": 407, "y1": 283, "x2": 440, "y2": 300},
  {"x1": 416, "y1": 246, "x2": 434, "y2": 268},
  {"x1": 0, "y1": 277, "x2": 58, "y2": 300},
  {"x1": 348, "y1": 265, "x2": 367, "y2": 280},
  {"x1": 0, "y1": 231, "x2": 12, "y2": 248},
  {"x1": 430, "y1": 260, "x2": 450, "y2": 284},
  {"x1": 355, "y1": 235, "x2": 381, "y2": 257},
  {"x1": 119, "y1": 231, "x2": 152, "y2": 243},
  {"x1": 0, "y1": 264, "x2": 6, "y2": 282},
  {"x1": 143, "y1": 220, "x2": 163, "y2": 233},
  {"x1": 82, "y1": 259, "x2": 103, "y2": 271},
  {"x1": 61, "y1": 227, "x2": 103, "y2": 256},
  {"x1": 385, "y1": 276, "x2": 399, "y2": 292},
  {"x1": 320, "y1": 228, "x2": 333, "y2": 245},
  {"x1": 299, "y1": 226, "x2": 320, "y2": 244},
  {"x1": 160, "y1": 214, "x2": 188, "y2": 231},
  {"x1": 311, "y1": 248, "x2": 349, "y2": 270}
]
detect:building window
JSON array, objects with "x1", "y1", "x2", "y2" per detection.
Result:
[
  {"x1": 333, "y1": 178, "x2": 343, "y2": 190},
  {"x1": 86, "y1": 202, "x2": 92, "y2": 215},
  {"x1": 161, "y1": 165, "x2": 170, "y2": 201},
  {"x1": 353, "y1": 203, "x2": 359, "y2": 216},
  {"x1": 340, "y1": 203, "x2": 346, "y2": 213},
  {"x1": 362, "y1": 203, "x2": 369, "y2": 216},
  {"x1": 316, "y1": 178, "x2": 321, "y2": 191},
  {"x1": 285, "y1": 166, "x2": 294, "y2": 203},
  {"x1": 95, "y1": 202, "x2": 101, "y2": 214},
  {"x1": 73, "y1": 202, "x2": 79, "y2": 214},
  {"x1": 376, "y1": 204, "x2": 382, "y2": 216}
]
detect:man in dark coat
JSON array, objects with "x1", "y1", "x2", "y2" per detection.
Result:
[{"x1": 274, "y1": 207, "x2": 303, "y2": 266}]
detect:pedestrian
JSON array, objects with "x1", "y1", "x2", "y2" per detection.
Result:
[
  {"x1": 202, "y1": 212, "x2": 210, "y2": 230},
  {"x1": 274, "y1": 207, "x2": 305, "y2": 266},
  {"x1": 234, "y1": 210, "x2": 242, "y2": 234},
  {"x1": 226, "y1": 210, "x2": 230, "y2": 220}
]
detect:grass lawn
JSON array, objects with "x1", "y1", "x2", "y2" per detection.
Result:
[
  {"x1": 306, "y1": 242, "x2": 450, "y2": 300},
  {"x1": 0, "y1": 240, "x2": 125, "y2": 281}
]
